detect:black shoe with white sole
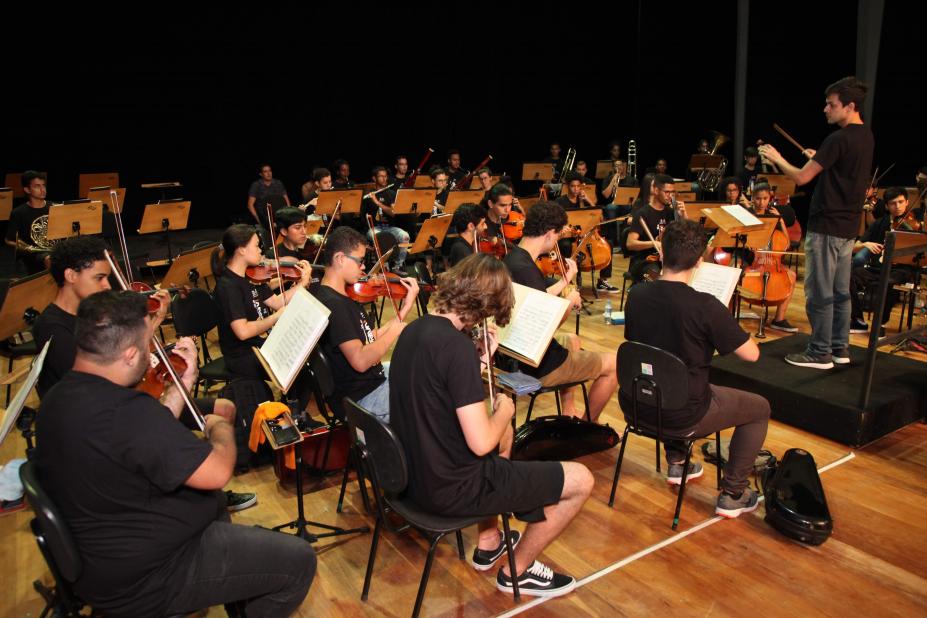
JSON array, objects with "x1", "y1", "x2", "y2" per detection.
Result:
[
  {"x1": 471, "y1": 529, "x2": 521, "y2": 571},
  {"x1": 831, "y1": 348, "x2": 850, "y2": 365},
  {"x1": 496, "y1": 560, "x2": 576, "y2": 598}
]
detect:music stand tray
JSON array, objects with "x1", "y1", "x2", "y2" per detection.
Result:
[
  {"x1": 566, "y1": 209, "x2": 603, "y2": 235},
  {"x1": 393, "y1": 188, "x2": 437, "y2": 217},
  {"x1": 688, "y1": 154, "x2": 724, "y2": 171},
  {"x1": 87, "y1": 186, "x2": 127, "y2": 214},
  {"x1": 889, "y1": 231, "x2": 927, "y2": 266},
  {"x1": 444, "y1": 190, "x2": 484, "y2": 214},
  {"x1": 0, "y1": 272, "x2": 58, "y2": 342},
  {"x1": 595, "y1": 160, "x2": 614, "y2": 179},
  {"x1": 408, "y1": 214, "x2": 453, "y2": 254},
  {"x1": 701, "y1": 205, "x2": 766, "y2": 236},
  {"x1": 0, "y1": 188, "x2": 12, "y2": 221},
  {"x1": 47, "y1": 201, "x2": 104, "y2": 240},
  {"x1": 612, "y1": 187, "x2": 640, "y2": 206},
  {"x1": 522, "y1": 163, "x2": 554, "y2": 182},
  {"x1": 316, "y1": 189, "x2": 363, "y2": 216},
  {"x1": 138, "y1": 200, "x2": 191, "y2": 234},
  {"x1": 160, "y1": 243, "x2": 219, "y2": 288},
  {"x1": 413, "y1": 175, "x2": 433, "y2": 188},
  {"x1": 79, "y1": 172, "x2": 119, "y2": 198}
]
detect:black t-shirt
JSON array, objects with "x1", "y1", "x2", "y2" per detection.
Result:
[
  {"x1": 447, "y1": 236, "x2": 475, "y2": 267},
  {"x1": 362, "y1": 188, "x2": 397, "y2": 225},
  {"x1": 623, "y1": 280, "x2": 749, "y2": 427},
  {"x1": 264, "y1": 243, "x2": 303, "y2": 260},
  {"x1": 808, "y1": 124, "x2": 875, "y2": 239},
  {"x1": 447, "y1": 167, "x2": 468, "y2": 185},
  {"x1": 213, "y1": 270, "x2": 273, "y2": 358},
  {"x1": 555, "y1": 195, "x2": 582, "y2": 211},
  {"x1": 35, "y1": 371, "x2": 216, "y2": 616},
  {"x1": 502, "y1": 245, "x2": 568, "y2": 378},
  {"x1": 5, "y1": 201, "x2": 49, "y2": 244},
  {"x1": 628, "y1": 204, "x2": 676, "y2": 267},
  {"x1": 859, "y1": 214, "x2": 900, "y2": 269},
  {"x1": 33, "y1": 303, "x2": 77, "y2": 398},
  {"x1": 314, "y1": 284, "x2": 385, "y2": 403},
  {"x1": 389, "y1": 314, "x2": 491, "y2": 513}
]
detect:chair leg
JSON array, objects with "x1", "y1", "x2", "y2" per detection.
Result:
[
  {"x1": 672, "y1": 443, "x2": 695, "y2": 530},
  {"x1": 361, "y1": 517, "x2": 383, "y2": 601},
  {"x1": 6, "y1": 356, "x2": 13, "y2": 404},
  {"x1": 455, "y1": 530, "x2": 465, "y2": 560},
  {"x1": 501, "y1": 514, "x2": 520, "y2": 600},
  {"x1": 655, "y1": 438, "x2": 661, "y2": 474},
  {"x1": 526, "y1": 395, "x2": 536, "y2": 423},
  {"x1": 581, "y1": 384, "x2": 590, "y2": 421},
  {"x1": 412, "y1": 535, "x2": 444, "y2": 618},
  {"x1": 554, "y1": 391, "x2": 562, "y2": 416},
  {"x1": 609, "y1": 427, "x2": 631, "y2": 507},
  {"x1": 714, "y1": 432, "x2": 722, "y2": 490},
  {"x1": 337, "y1": 455, "x2": 351, "y2": 513}
]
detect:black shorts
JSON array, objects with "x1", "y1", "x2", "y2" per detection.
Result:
[{"x1": 469, "y1": 457, "x2": 565, "y2": 523}]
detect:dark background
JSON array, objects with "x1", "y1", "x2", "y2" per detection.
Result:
[{"x1": 4, "y1": 2, "x2": 923, "y2": 233}]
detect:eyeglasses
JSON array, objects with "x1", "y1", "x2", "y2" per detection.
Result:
[{"x1": 342, "y1": 253, "x2": 365, "y2": 266}]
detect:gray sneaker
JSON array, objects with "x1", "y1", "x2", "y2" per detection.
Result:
[
  {"x1": 226, "y1": 491, "x2": 257, "y2": 512},
  {"x1": 715, "y1": 488, "x2": 760, "y2": 519},
  {"x1": 785, "y1": 353, "x2": 834, "y2": 369},
  {"x1": 831, "y1": 348, "x2": 850, "y2": 365},
  {"x1": 666, "y1": 461, "x2": 703, "y2": 485}
]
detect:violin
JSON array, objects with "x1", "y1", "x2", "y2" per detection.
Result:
[
  {"x1": 346, "y1": 274, "x2": 434, "y2": 304},
  {"x1": 502, "y1": 210, "x2": 525, "y2": 242},
  {"x1": 245, "y1": 261, "x2": 304, "y2": 285},
  {"x1": 536, "y1": 252, "x2": 565, "y2": 277},
  {"x1": 478, "y1": 236, "x2": 507, "y2": 259},
  {"x1": 892, "y1": 210, "x2": 924, "y2": 232},
  {"x1": 127, "y1": 281, "x2": 189, "y2": 314},
  {"x1": 137, "y1": 340, "x2": 189, "y2": 399}
]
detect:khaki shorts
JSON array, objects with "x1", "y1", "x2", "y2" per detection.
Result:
[{"x1": 539, "y1": 336, "x2": 603, "y2": 387}]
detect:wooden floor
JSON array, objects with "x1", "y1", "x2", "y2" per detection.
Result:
[{"x1": 2, "y1": 254, "x2": 926, "y2": 617}]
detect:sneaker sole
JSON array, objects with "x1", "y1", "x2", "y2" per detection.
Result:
[
  {"x1": 768, "y1": 325, "x2": 799, "y2": 333},
  {"x1": 849, "y1": 329, "x2": 869, "y2": 334},
  {"x1": 471, "y1": 532, "x2": 522, "y2": 572},
  {"x1": 496, "y1": 579, "x2": 576, "y2": 598},
  {"x1": 785, "y1": 358, "x2": 834, "y2": 369},
  {"x1": 832, "y1": 357, "x2": 850, "y2": 365},
  {"x1": 715, "y1": 501, "x2": 760, "y2": 519},
  {"x1": 227, "y1": 497, "x2": 258, "y2": 512},
  {"x1": 667, "y1": 467, "x2": 704, "y2": 486}
]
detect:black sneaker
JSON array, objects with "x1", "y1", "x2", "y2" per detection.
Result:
[
  {"x1": 0, "y1": 497, "x2": 25, "y2": 517},
  {"x1": 496, "y1": 560, "x2": 576, "y2": 598},
  {"x1": 596, "y1": 279, "x2": 620, "y2": 293},
  {"x1": 715, "y1": 487, "x2": 760, "y2": 518},
  {"x1": 666, "y1": 461, "x2": 703, "y2": 485},
  {"x1": 226, "y1": 491, "x2": 257, "y2": 512},
  {"x1": 769, "y1": 319, "x2": 799, "y2": 333},
  {"x1": 832, "y1": 348, "x2": 850, "y2": 365},
  {"x1": 849, "y1": 318, "x2": 869, "y2": 334},
  {"x1": 471, "y1": 529, "x2": 521, "y2": 571},
  {"x1": 785, "y1": 352, "x2": 834, "y2": 369}
]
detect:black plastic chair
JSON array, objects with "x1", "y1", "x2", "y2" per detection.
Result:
[
  {"x1": 343, "y1": 398, "x2": 520, "y2": 617},
  {"x1": 524, "y1": 381, "x2": 590, "y2": 424},
  {"x1": 609, "y1": 341, "x2": 721, "y2": 530},
  {"x1": 19, "y1": 460, "x2": 87, "y2": 617},
  {"x1": 170, "y1": 288, "x2": 236, "y2": 395}
]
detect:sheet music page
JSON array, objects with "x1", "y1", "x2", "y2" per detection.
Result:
[
  {"x1": 0, "y1": 340, "x2": 51, "y2": 445},
  {"x1": 497, "y1": 283, "x2": 571, "y2": 366},
  {"x1": 689, "y1": 262, "x2": 743, "y2": 306},
  {"x1": 259, "y1": 287, "x2": 331, "y2": 392},
  {"x1": 721, "y1": 204, "x2": 762, "y2": 227}
]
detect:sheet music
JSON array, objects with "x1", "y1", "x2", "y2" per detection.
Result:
[
  {"x1": 259, "y1": 288, "x2": 331, "y2": 393},
  {"x1": 497, "y1": 283, "x2": 571, "y2": 366},
  {"x1": 689, "y1": 262, "x2": 743, "y2": 307},
  {"x1": 0, "y1": 340, "x2": 51, "y2": 446},
  {"x1": 721, "y1": 205, "x2": 762, "y2": 227}
]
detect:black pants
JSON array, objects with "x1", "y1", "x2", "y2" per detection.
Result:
[
  {"x1": 225, "y1": 352, "x2": 315, "y2": 411},
  {"x1": 164, "y1": 520, "x2": 316, "y2": 617},
  {"x1": 850, "y1": 265, "x2": 912, "y2": 324}
]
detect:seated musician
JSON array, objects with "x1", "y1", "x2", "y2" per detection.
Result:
[
  {"x1": 431, "y1": 166, "x2": 451, "y2": 212},
  {"x1": 446, "y1": 148, "x2": 467, "y2": 186},
  {"x1": 542, "y1": 142, "x2": 564, "y2": 179},
  {"x1": 213, "y1": 224, "x2": 316, "y2": 409},
  {"x1": 607, "y1": 140, "x2": 622, "y2": 162},
  {"x1": 4, "y1": 170, "x2": 53, "y2": 274},
  {"x1": 35, "y1": 290, "x2": 315, "y2": 617},
  {"x1": 624, "y1": 219, "x2": 770, "y2": 518},
  {"x1": 572, "y1": 160, "x2": 595, "y2": 186},
  {"x1": 301, "y1": 167, "x2": 333, "y2": 214},
  {"x1": 477, "y1": 166, "x2": 494, "y2": 207},
  {"x1": 748, "y1": 182, "x2": 799, "y2": 333},
  {"x1": 317, "y1": 227, "x2": 418, "y2": 422},
  {"x1": 484, "y1": 183, "x2": 518, "y2": 251},
  {"x1": 555, "y1": 172, "x2": 618, "y2": 293},
  {"x1": 849, "y1": 186, "x2": 917, "y2": 338},
  {"x1": 264, "y1": 207, "x2": 319, "y2": 262},
  {"x1": 626, "y1": 173, "x2": 685, "y2": 283},
  {"x1": 600, "y1": 159, "x2": 638, "y2": 247},
  {"x1": 738, "y1": 146, "x2": 779, "y2": 193},
  {"x1": 363, "y1": 166, "x2": 410, "y2": 271},
  {"x1": 34, "y1": 236, "x2": 256, "y2": 511},
  {"x1": 332, "y1": 158, "x2": 354, "y2": 189},
  {"x1": 246, "y1": 163, "x2": 291, "y2": 232},
  {"x1": 719, "y1": 176, "x2": 751, "y2": 207},
  {"x1": 390, "y1": 154, "x2": 409, "y2": 187},
  {"x1": 503, "y1": 201, "x2": 617, "y2": 422},
  {"x1": 389, "y1": 253, "x2": 592, "y2": 597},
  {"x1": 447, "y1": 202, "x2": 487, "y2": 268}
]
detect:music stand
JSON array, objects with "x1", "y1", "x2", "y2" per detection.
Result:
[
  {"x1": 408, "y1": 214, "x2": 453, "y2": 254},
  {"x1": 316, "y1": 189, "x2": 362, "y2": 216},
  {"x1": 138, "y1": 199, "x2": 192, "y2": 264},
  {"x1": 47, "y1": 200, "x2": 104, "y2": 240},
  {"x1": 612, "y1": 187, "x2": 639, "y2": 207},
  {"x1": 444, "y1": 190, "x2": 484, "y2": 214},
  {"x1": 566, "y1": 208, "x2": 603, "y2": 234},
  {"x1": 393, "y1": 188, "x2": 437, "y2": 217},
  {"x1": 0, "y1": 272, "x2": 57, "y2": 342},
  {"x1": 353, "y1": 182, "x2": 376, "y2": 193},
  {"x1": 87, "y1": 186, "x2": 126, "y2": 214},
  {"x1": 304, "y1": 219, "x2": 323, "y2": 236},
  {"x1": 518, "y1": 196, "x2": 541, "y2": 213},
  {"x1": 756, "y1": 174, "x2": 796, "y2": 196},
  {"x1": 593, "y1": 160, "x2": 612, "y2": 179},
  {"x1": 79, "y1": 173, "x2": 119, "y2": 198},
  {"x1": 140, "y1": 181, "x2": 183, "y2": 202},
  {"x1": 0, "y1": 187, "x2": 12, "y2": 221},
  {"x1": 677, "y1": 191, "x2": 697, "y2": 202},
  {"x1": 688, "y1": 154, "x2": 724, "y2": 172},
  {"x1": 522, "y1": 163, "x2": 554, "y2": 182},
  {"x1": 159, "y1": 243, "x2": 218, "y2": 289},
  {"x1": 4, "y1": 172, "x2": 46, "y2": 198},
  {"x1": 0, "y1": 340, "x2": 51, "y2": 459},
  {"x1": 413, "y1": 175, "x2": 433, "y2": 188}
]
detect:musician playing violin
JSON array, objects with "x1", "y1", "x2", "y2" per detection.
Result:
[
  {"x1": 503, "y1": 202, "x2": 617, "y2": 422},
  {"x1": 447, "y1": 202, "x2": 487, "y2": 268},
  {"x1": 747, "y1": 183, "x2": 799, "y2": 332},
  {"x1": 317, "y1": 226, "x2": 418, "y2": 422},
  {"x1": 484, "y1": 183, "x2": 517, "y2": 249},
  {"x1": 35, "y1": 290, "x2": 316, "y2": 617},
  {"x1": 848, "y1": 187, "x2": 918, "y2": 336},
  {"x1": 264, "y1": 207, "x2": 317, "y2": 262},
  {"x1": 362, "y1": 166, "x2": 410, "y2": 270},
  {"x1": 626, "y1": 174, "x2": 686, "y2": 283},
  {"x1": 555, "y1": 172, "x2": 618, "y2": 293}
]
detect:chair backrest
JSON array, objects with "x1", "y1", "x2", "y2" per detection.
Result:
[
  {"x1": 343, "y1": 397, "x2": 407, "y2": 495},
  {"x1": 308, "y1": 347, "x2": 341, "y2": 421},
  {"x1": 617, "y1": 341, "x2": 689, "y2": 424},
  {"x1": 19, "y1": 461, "x2": 83, "y2": 583},
  {"x1": 171, "y1": 287, "x2": 221, "y2": 338}
]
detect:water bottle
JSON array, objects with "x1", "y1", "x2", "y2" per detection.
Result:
[{"x1": 604, "y1": 300, "x2": 612, "y2": 324}]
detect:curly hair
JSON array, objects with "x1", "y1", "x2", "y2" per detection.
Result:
[
  {"x1": 662, "y1": 220, "x2": 708, "y2": 272},
  {"x1": 431, "y1": 254, "x2": 514, "y2": 327},
  {"x1": 49, "y1": 236, "x2": 108, "y2": 286},
  {"x1": 523, "y1": 201, "x2": 567, "y2": 238}
]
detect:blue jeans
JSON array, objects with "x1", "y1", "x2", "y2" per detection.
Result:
[
  {"x1": 367, "y1": 227, "x2": 410, "y2": 266},
  {"x1": 358, "y1": 362, "x2": 390, "y2": 422},
  {"x1": 803, "y1": 231, "x2": 854, "y2": 357},
  {"x1": 852, "y1": 247, "x2": 871, "y2": 267}
]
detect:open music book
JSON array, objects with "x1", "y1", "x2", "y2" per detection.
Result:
[
  {"x1": 495, "y1": 283, "x2": 571, "y2": 367},
  {"x1": 688, "y1": 261, "x2": 743, "y2": 306},
  {"x1": 253, "y1": 287, "x2": 331, "y2": 393}
]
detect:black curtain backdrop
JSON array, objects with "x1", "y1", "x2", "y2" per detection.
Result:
[{"x1": 5, "y1": 2, "x2": 923, "y2": 233}]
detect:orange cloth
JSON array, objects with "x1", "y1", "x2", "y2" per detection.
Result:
[{"x1": 249, "y1": 401, "x2": 297, "y2": 469}]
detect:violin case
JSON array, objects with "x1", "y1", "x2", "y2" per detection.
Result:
[
  {"x1": 512, "y1": 415, "x2": 620, "y2": 462},
  {"x1": 761, "y1": 448, "x2": 833, "y2": 545}
]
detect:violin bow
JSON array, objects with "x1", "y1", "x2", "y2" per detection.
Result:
[
  {"x1": 266, "y1": 203, "x2": 287, "y2": 307},
  {"x1": 638, "y1": 217, "x2": 664, "y2": 262},
  {"x1": 470, "y1": 240, "x2": 496, "y2": 403},
  {"x1": 365, "y1": 214, "x2": 401, "y2": 317},
  {"x1": 312, "y1": 199, "x2": 342, "y2": 266}
]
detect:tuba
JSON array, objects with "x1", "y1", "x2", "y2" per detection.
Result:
[
  {"x1": 696, "y1": 131, "x2": 730, "y2": 192},
  {"x1": 30, "y1": 214, "x2": 59, "y2": 251}
]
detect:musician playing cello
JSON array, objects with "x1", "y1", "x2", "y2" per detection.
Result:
[{"x1": 556, "y1": 172, "x2": 618, "y2": 293}]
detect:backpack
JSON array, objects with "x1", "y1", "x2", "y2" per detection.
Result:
[{"x1": 218, "y1": 378, "x2": 275, "y2": 471}]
